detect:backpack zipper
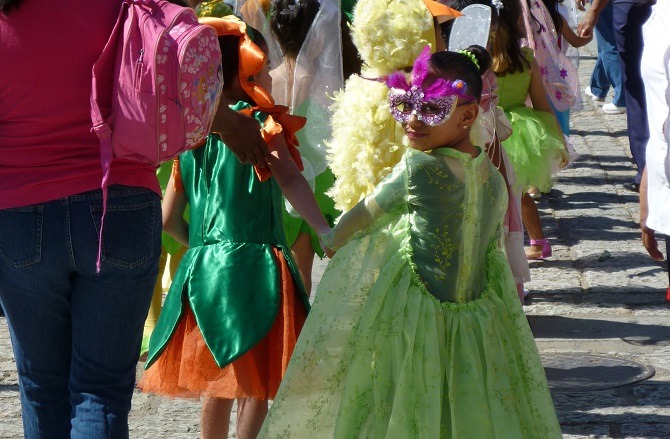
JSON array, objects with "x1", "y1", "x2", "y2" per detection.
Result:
[{"x1": 134, "y1": 48, "x2": 144, "y2": 88}]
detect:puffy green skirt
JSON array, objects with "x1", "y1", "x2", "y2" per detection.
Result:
[
  {"x1": 260, "y1": 214, "x2": 562, "y2": 438},
  {"x1": 502, "y1": 107, "x2": 567, "y2": 192}
]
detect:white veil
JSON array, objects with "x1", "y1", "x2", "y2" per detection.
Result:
[{"x1": 236, "y1": 0, "x2": 344, "y2": 213}]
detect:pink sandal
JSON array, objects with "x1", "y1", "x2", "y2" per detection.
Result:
[{"x1": 527, "y1": 239, "x2": 552, "y2": 260}]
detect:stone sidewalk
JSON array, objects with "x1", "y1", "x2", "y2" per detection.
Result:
[{"x1": 1, "y1": 44, "x2": 670, "y2": 438}]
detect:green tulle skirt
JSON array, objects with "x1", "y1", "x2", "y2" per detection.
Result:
[
  {"x1": 260, "y1": 214, "x2": 561, "y2": 438},
  {"x1": 501, "y1": 107, "x2": 567, "y2": 192}
]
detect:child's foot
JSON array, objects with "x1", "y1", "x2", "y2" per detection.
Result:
[
  {"x1": 526, "y1": 239, "x2": 552, "y2": 260},
  {"x1": 527, "y1": 186, "x2": 541, "y2": 200}
]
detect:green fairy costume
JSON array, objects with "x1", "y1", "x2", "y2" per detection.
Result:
[
  {"x1": 145, "y1": 103, "x2": 309, "y2": 372},
  {"x1": 260, "y1": 147, "x2": 561, "y2": 438}
]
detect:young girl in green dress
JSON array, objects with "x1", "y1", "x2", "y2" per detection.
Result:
[
  {"x1": 492, "y1": 0, "x2": 567, "y2": 260},
  {"x1": 259, "y1": 45, "x2": 561, "y2": 438},
  {"x1": 139, "y1": 16, "x2": 331, "y2": 439}
]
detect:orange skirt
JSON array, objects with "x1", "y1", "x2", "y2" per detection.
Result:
[{"x1": 138, "y1": 247, "x2": 307, "y2": 400}]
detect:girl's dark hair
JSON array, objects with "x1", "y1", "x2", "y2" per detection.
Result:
[
  {"x1": 219, "y1": 35, "x2": 241, "y2": 90},
  {"x1": 429, "y1": 45, "x2": 491, "y2": 103},
  {"x1": 218, "y1": 26, "x2": 267, "y2": 103},
  {"x1": 490, "y1": 0, "x2": 529, "y2": 74},
  {"x1": 269, "y1": 0, "x2": 320, "y2": 59},
  {"x1": 219, "y1": 27, "x2": 267, "y2": 88},
  {"x1": 533, "y1": 0, "x2": 562, "y2": 34},
  {"x1": 0, "y1": 0, "x2": 23, "y2": 14}
]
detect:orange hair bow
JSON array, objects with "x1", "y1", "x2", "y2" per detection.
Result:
[
  {"x1": 199, "y1": 16, "x2": 306, "y2": 181},
  {"x1": 422, "y1": 0, "x2": 462, "y2": 23}
]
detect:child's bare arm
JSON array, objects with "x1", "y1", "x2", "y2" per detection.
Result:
[
  {"x1": 266, "y1": 135, "x2": 331, "y2": 237},
  {"x1": 162, "y1": 175, "x2": 190, "y2": 248},
  {"x1": 560, "y1": 16, "x2": 592, "y2": 48}
]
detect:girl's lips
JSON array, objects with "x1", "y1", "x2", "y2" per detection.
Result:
[{"x1": 406, "y1": 131, "x2": 425, "y2": 139}]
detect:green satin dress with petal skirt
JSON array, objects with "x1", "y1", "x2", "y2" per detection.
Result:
[{"x1": 145, "y1": 105, "x2": 309, "y2": 371}]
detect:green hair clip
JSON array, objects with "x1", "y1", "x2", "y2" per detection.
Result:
[
  {"x1": 458, "y1": 50, "x2": 480, "y2": 70},
  {"x1": 195, "y1": 0, "x2": 255, "y2": 41},
  {"x1": 196, "y1": 0, "x2": 234, "y2": 18}
]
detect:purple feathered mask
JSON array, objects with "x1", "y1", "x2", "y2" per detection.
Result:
[{"x1": 386, "y1": 46, "x2": 472, "y2": 126}]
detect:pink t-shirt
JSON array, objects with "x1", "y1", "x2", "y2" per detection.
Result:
[{"x1": 0, "y1": 0, "x2": 160, "y2": 209}]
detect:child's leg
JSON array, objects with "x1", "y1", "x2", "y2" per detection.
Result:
[
  {"x1": 290, "y1": 231, "x2": 315, "y2": 295},
  {"x1": 201, "y1": 396, "x2": 234, "y2": 439},
  {"x1": 169, "y1": 245, "x2": 187, "y2": 277},
  {"x1": 141, "y1": 248, "x2": 168, "y2": 357},
  {"x1": 522, "y1": 193, "x2": 551, "y2": 259},
  {"x1": 236, "y1": 398, "x2": 269, "y2": 439}
]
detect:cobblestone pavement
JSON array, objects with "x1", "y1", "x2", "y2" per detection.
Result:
[{"x1": 1, "y1": 42, "x2": 670, "y2": 438}]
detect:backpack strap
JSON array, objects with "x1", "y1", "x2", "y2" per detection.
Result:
[{"x1": 91, "y1": 1, "x2": 128, "y2": 273}]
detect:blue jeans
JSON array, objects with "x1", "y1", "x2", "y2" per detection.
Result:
[
  {"x1": 590, "y1": 0, "x2": 626, "y2": 107},
  {"x1": 0, "y1": 185, "x2": 161, "y2": 439},
  {"x1": 614, "y1": 0, "x2": 652, "y2": 184}
]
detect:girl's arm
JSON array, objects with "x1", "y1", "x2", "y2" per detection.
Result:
[
  {"x1": 560, "y1": 15, "x2": 592, "y2": 48},
  {"x1": 265, "y1": 135, "x2": 331, "y2": 238},
  {"x1": 323, "y1": 159, "x2": 407, "y2": 251},
  {"x1": 162, "y1": 174, "x2": 190, "y2": 248}
]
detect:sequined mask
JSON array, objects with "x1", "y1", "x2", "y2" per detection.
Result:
[{"x1": 386, "y1": 46, "x2": 472, "y2": 126}]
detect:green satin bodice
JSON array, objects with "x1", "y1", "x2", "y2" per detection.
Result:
[
  {"x1": 324, "y1": 147, "x2": 507, "y2": 303},
  {"x1": 146, "y1": 105, "x2": 308, "y2": 369}
]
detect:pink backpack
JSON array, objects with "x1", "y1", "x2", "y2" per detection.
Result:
[{"x1": 90, "y1": 0, "x2": 223, "y2": 271}]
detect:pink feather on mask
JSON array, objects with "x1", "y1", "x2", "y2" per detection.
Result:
[
  {"x1": 385, "y1": 71, "x2": 410, "y2": 91},
  {"x1": 409, "y1": 46, "x2": 465, "y2": 100},
  {"x1": 410, "y1": 46, "x2": 432, "y2": 88}
]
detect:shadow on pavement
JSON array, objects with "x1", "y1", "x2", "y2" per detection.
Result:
[
  {"x1": 554, "y1": 382, "x2": 670, "y2": 439},
  {"x1": 528, "y1": 315, "x2": 670, "y2": 344}
]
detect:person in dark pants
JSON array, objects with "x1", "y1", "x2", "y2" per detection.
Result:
[{"x1": 578, "y1": 0, "x2": 653, "y2": 190}]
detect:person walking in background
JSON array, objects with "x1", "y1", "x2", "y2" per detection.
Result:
[
  {"x1": 0, "y1": 1, "x2": 268, "y2": 437},
  {"x1": 268, "y1": 0, "x2": 342, "y2": 295},
  {"x1": 582, "y1": 0, "x2": 627, "y2": 114},
  {"x1": 639, "y1": 0, "x2": 669, "y2": 267},
  {"x1": 578, "y1": 0, "x2": 653, "y2": 191},
  {"x1": 491, "y1": 0, "x2": 568, "y2": 260},
  {"x1": 139, "y1": 16, "x2": 331, "y2": 439}
]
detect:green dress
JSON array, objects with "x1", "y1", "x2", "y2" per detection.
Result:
[
  {"x1": 145, "y1": 106, "x2": 309, "y2": 369},
  {"x1": 260, "y1": 147, "x2": 561, "y2": 438},
  {"x1": 497, "y1": 48, "x2": 566, "y2": 192}
]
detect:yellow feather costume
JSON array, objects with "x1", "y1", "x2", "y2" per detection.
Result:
[{"x1": 326, "y1": 0, "x2": 437, "y2": 211}]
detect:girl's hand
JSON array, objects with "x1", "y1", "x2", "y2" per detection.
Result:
[{"x1": 318, "y1": 229, "x2": 335, "y2": 258}]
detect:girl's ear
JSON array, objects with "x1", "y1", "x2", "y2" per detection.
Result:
[{"x1": 458, "y1": 103, "x2": 479, "y2": 127}]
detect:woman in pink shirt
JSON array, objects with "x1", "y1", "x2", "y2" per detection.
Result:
[{"x1": 0, "y1": 0, "x2": 267, "y2": 437}]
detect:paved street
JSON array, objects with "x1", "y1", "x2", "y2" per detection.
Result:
[{"x1": 1, "y1": 43, "x2": 670, "y2": 438}]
